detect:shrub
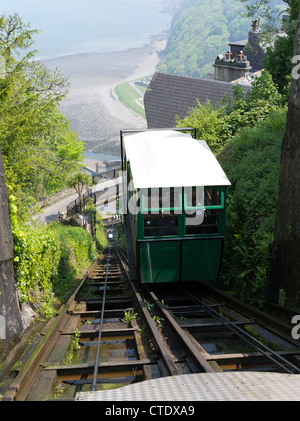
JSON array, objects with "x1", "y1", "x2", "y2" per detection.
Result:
[
  {"x1": 176, "y1": 72, "x2": 283, "y2": 155},
  {"x1": 176, "y1": 99, "x2": 226, "y2": 153},
  {"x1": 12, "y1": 220, "x2": 102, "y2": 317},
  {"x1": 218, "y1": 109, "x2": 286, "y2": 305}
]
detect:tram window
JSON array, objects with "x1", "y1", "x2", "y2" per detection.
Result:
[
  {"x1": 185, "y1": 187, "x2": 221, "y2": 207},
  {"x1": 144, "y1": 211, "x2": 178, "y2": 237},
  {"x1": 185, "y1": 209, "x2": 219, "y2": 235},
  {"x1": 142, "y1": 187, "x2": 181, "y2": 212},
  {"x1": 184, "y1": 187, "x2": 221, "y2": 235},
  {"x1": 142, "y1": 188, "x2": 180, "y2": 237},
  {"x1": 185, "y1": 186, "x2": 204, "y2": 208},
  {"x1": 205, "y1": 188, "x2": 221, "y2": 206}
]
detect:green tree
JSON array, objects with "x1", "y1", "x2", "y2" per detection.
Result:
[
  {"x1": 0, "y1": 15, "x2": 68, "y2": 156},
  {"x1": 176, "y1": 99, "x2": 226, "y2": 152},
  {"x1": 221, "y1": 72, "x2": 283, "y2": 139},
  {"x1": 0, "y1": 14, "x2": 84, "y2": 207},
  {"x1": 218, "y1": 109, "x2": 286, "y2": 303},
  {"x1": 238, "y1": 0, "x2": 300, "y2": 96},
  {"x1": 267, "y1": 11, "x2": 300, "y2": 309},
  {"x1": 176, "y1": 71, "x2": 282, "y2": 152},
  {"x1": 264, "y1": 33, "x2": 295, "y2": 96},
  {"x1": 68, "y1": 172, "x2": 92, "y2": 213}
]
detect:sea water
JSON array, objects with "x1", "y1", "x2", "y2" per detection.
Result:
[
  {"x1": 2, "y1": 0, "x2": 172, "y2": 159},
  {"x1": 2, "y1": 0, "x2": 172, "y2": 59}
]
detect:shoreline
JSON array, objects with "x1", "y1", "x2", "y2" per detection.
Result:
[
  {"x1": 82, "y1": 38, "x2": 167, "y2": 169},
  {"x1": 99, "y1": 37, "x2": 167, "y2": 129},
  {"x1": 41, "y1": 32, "x2": 167, "y2": 64},
  {"x1": 122, "y1": 38, "x2": 166, "y2": 82},
  {"x1": 44, "y1": 35, "x2": 167, "y2": 156}
]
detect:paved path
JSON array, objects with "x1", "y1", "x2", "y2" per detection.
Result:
[{"x1": 37, "y1": 177, "x2": 122, "y2": 223}]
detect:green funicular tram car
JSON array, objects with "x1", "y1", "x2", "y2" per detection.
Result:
[{"x1": 121, "y1": 128, "x2": 231, "y2": 284}]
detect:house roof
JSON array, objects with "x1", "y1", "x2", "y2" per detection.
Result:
[
  {"x1": 144, "y1": 72, "x2": 251, "y2": 129},
  {"x1": 229, "y1": 39, "x2": 248, "y2": 46},
  {"x1": 228, "y1": 32, "x2": 266, "y2": 73},
  {"x1": 242, "y1": 44, "x2": 266, "y2": 73},
  {"x1": 124, "y1": 129, "x2": 231, "y2": 189}
]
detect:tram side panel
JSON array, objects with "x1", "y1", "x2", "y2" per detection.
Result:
[
  {"x1": 129, "y1": 186, "x2": 227, "y2": 284},
  {"x1": 139, "y1": 240, "x2": 181, "y2": 283}
]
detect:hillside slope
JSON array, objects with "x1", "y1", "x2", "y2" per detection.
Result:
[{"x1": 157, "y1": 0, "x2": 251, "y2": 78}]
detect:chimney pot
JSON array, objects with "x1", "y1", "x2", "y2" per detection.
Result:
[
  {"x1": 225, "y1": 50, "x2": 232, "y2": 60},
  {"x1": 237, "y1": 50, "x2": 244, "y2": 61}
]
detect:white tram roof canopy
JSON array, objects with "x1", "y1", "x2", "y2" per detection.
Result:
[{"x1": 123, "y1": 130, "x2": 231, "y2": 189}]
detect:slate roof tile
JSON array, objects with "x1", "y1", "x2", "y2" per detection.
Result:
[{"x1": 144, "y1": 72, "x2": 252, "y2": 128}]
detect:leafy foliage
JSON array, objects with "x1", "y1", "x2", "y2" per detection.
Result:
[
  {"x1": 176, "y1": 100, "x2": 226, "y2": 152},
  {"x1": 0, "y1": 14, "x2": 85, "y2": 208},
  {"x1": 220, "y1": 72, "x2": 283, "y2": 139},
  {"x1": 8, "y1": 184, "x2": 107, "y2": 318},
  {"x1": 0, "y1": 15, "x2": 107, "y2": 318},
  {"x1": 177, "y1": 71, "x2": 283, "y2": 154},
  {"x1": 176, "y1": 70, "x2": 285, "y2": 306},
  {"x1": 263, "y1": 31, "x2": 295, "y2": 97},
  {"x1": 158, "y1": 0, "x2": 250, "y2": 78},
  {"x1": 218, "y1": 109, "x2": 287, "y2": 304},
  {"x1": 12, "y1": 219, "x2": 105, "y2": 317}
]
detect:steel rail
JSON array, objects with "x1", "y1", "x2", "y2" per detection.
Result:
[
  {"x1": 91, "y1": 244, "x2": 111, "y2": 391},
  {"x1": 114, "y1": 243, "x2": 214, "y2": 374},
  {"x1": 200, "y1": 283, "x2": 300, "y2": 347},
  {"x1": 148, "y1": 289, "x2": 216, "y2": 373},
  {"x1": 2, "y1": 251, "x2": 107, "y2": 401},
  {"x1": 113, "y1": 243, "x2": 181, "y2": 376},
  {"x1": 130, "y1": 280, "x2": 180, "y2": 376},
  {"x1": 183, "y1": 289, "x2": 300, "y2": 374},
  {"x1": 2, "y1": 275, "x2": 87, "y2": 401}
]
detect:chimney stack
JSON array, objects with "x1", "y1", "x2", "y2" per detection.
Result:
[{"x1": 214, "y1": 49, "x2": 251, "y2": 82}]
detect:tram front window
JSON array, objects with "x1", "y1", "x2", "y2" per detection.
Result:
[
  {"x1": 144, "y1": 211, "x2": 178, "y2": 237},
  {"x1": 143, "y1": 187, "x2": 180, "y2": 237}
]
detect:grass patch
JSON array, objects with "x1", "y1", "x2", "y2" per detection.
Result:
[{"x1": 114, "y1": 81, "x2": 146, "y2": 118}]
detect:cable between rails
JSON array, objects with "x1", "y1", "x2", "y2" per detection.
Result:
[
  {"x1": 183, "y1": 289, "x2": 300, "y2": 375},
  {"x1": 92, "y1": 244, "x2": 111, "y2": 391}
]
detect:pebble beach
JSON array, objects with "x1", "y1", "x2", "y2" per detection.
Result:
[{"x1": 43, "y1": 38, "x2": 166, "y2": 157}]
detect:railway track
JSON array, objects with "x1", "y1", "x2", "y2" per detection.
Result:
[
  {"x1": 147, "y1": 282, "x2": 300, "y2": 375},
  {"x1": 1, "y1": 243, "x2": 210, "y2": 401},
  {"x1": 2, "y1": 242, "x2": 300, "y2": 401}
]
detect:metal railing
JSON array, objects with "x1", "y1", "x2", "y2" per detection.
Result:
[{"x1": 67, "y1": 188, "x2": 93, "y2": 216}]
